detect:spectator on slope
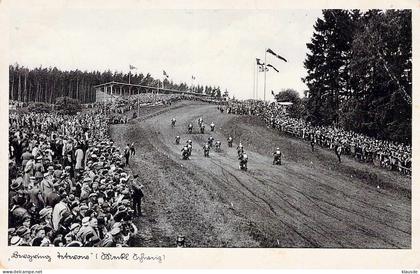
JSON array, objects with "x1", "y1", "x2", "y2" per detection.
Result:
[
  {"x1": 131, "y1": 174, "x2": 144, "y2": 217},
  {"x1": 124, "y1": 144, "x2": 131, "y2": 166}
]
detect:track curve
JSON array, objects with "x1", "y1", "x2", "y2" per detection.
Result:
[{"x1": 110, "y1": 101, "x2": 411, "y2": 248}]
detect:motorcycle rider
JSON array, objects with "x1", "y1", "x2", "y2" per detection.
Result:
[
  {"x1": 203, "y1": 143, "x2": 210, "y2": 157},
  {"x1": 175, "y1": 136, "x2": 180, "y2": 145},
  {"x1": 227, "y1": 136, "x2": 233, "y2": 147},
  {"x1": 208, "y1": 136, "x2": 214, "y2": 147},
  {"x1": 186, "y1": 140, "x2": 193, "y2": 155},
  {"x1": 200, "y1": 124, "x2": 205, "y2": 134},
  {"x1": 237, "y1": 142, "x2": 244, "y2": 156},
  {"x1": 215, "y1": 140, "x2": 221, "y2": 152},
  {"x1": 273, "y1": 147, "x2": 282, "y2": 165},
  {"x1": 171, "y1": 118, "x2": 176, "y2": 127},
  {"x1": 188, "y1": 123, "x2": 193, "y2": 134},
  {"x1": 181, "y1": 145, "x2": 190, "y2": 159},
  {"x1": 210, "y1": 122, "x2": 215, "y2": 132},
  {"x1": 198, "y1": 117, "x2": 203, "y2": 127},
  {"x1": 239, "y1": 152, "x2": 248, "y2": 170}
]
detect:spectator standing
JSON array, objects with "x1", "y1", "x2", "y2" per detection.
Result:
[{"x1": 131, "y1": 174, "x2": 144, "y2": 216}]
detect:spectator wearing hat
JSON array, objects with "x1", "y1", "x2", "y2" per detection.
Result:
[
  {"x1": 9, "y1": 197, "x2": 30, "y2": 229},
  {"x1": 23, "y1": 155, "x2": 36, "y2": 188},
  {"x1": 10, "y1": 235, "x2": 24, "y2": 246},
  {"x1": 15, "y1": 226, "x2": 31, "y2": 245},
  {"x1": 74, "y1": 145, "x2": 84, "y2": 178},
  {"x1": 33, "y1": 225, "x2": 46, "y2": 240},
  {"x1": 32, "y1": 142, "x2": 40, "y2": 159},
  {"x1": 39, "y1": 206, "x2": 53, "y2": 230},
  {"x1": 21, "y1": 216, "x2": 32, "y2": 228},
  {"x1": 52, "y1": 191, "x2": 70, "y2": 230},
  {"x1": 67, "y1": 223, "x2": 81, "y2": 241},
  {"x1": 9, "y1": 178, "x2": 23, "y2": 206},
  {"x1": 80, "y1": 181, "x2": 92, "y2": 202},
  {"x1": 28, "y1": 173, "x2": 45, "y2": 210},
  {"x1": 21, "y1": 148, "x2": 32, "y2": 168},
  {"x1": 77, "y1": 216, "x2": 95, "y2": 242},
  {"x1": 34, "y1": 155, "x2": 45, "y2": 173},
  {"x1": 88, "y1": 192, "x2": 98, "y2": 209},
  {"x1": 40, "y1": 167, "x2": 56, "y2": 198},
  {"x1": 44, "y1": 165, "x2": 57, "y2": 181},
  {"x1": 60, "y1": 171, "x2": 73, "y2": 195},
  {"x1": 79, "y1": 204, "x2": 89, "y2": 218}
]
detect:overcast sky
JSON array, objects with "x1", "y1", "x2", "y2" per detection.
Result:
[{"x1": 9, "y1": 8, "x2": 323, "y2": 100}]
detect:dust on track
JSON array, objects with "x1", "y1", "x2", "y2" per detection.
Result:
[{"x1": 110, "y1": 101, "x2": 411, "y2": 248}]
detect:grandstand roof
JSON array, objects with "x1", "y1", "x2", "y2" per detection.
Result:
[{"x1": 93, "y1": 81, "x2": 209, "y2": 97}]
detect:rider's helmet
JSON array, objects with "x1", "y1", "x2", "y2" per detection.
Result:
[{"x1": 276, "y1": 147, "x2": 280, "y2": 150}]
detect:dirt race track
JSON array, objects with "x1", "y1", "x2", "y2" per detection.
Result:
[{"x1": 110, "y1": 101, "x2": 411, "y2": 248}]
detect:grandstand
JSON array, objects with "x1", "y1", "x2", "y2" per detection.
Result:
[{"x1": 94, "y1": 81, "x2": 209, "y2": 103}]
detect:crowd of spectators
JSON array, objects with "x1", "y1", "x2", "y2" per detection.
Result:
[
  {"x1": 8, "y1": 111, "x2": 144, "y2": 247},
  {"x1": 226, "y1": 100, "x2": 411, "y2": 175},
  {"x1": 86, "y1": 93, "x2": 224, "y2": 124}
]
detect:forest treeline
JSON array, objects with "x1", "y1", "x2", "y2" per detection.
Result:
[
  {"x1": 9, "y1": 65, "x2": 226, "y2": 104},
  {"x1": 303, "y1": 9, "x2": 411, "y2": 143}
]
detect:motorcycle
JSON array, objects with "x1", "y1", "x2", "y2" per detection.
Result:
[
  {"x1": 228, "y1": 137, "x2": 233, "y2": 147},
  {"x1": 182, "y1": 149, "x2": 189, "y2": 160},
  {"x1": 175, "y1": 136, "x2": 180, "y2": 145},
  {"x1": 208, "y1": 137, "x2": 214, "y2": 148},
  {"x1": 215, "y1": 141, "x2": 221, "y2": 152},
  {"x1": 200, "y1": 125, "x2": 205, "y2": 134},
  {"x1": 239, "y1": 154, "x2": 248, "y2": 171},
  {"x1": 181, "y1": 145, "x2": 192, "y2": 160},
  {"x1": 203, "y1": 145, "x2": 210, "y2": 157},
  {"x1": 171, "y1": 119, "x2": 176, "y2": 127},
  {"x1": 210, "y1": 123, "x2": 215, "y2": 132},
  {"x1": 273, "y1": 154, "x2": 282, "y2": 165},
  {"x1": 188, "y1": 124, "x2": 193, "y2": 134}
]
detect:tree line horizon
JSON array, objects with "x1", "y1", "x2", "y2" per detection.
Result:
[{"x1": 9, "y1": 64, "x2": 228, "y2": 104}]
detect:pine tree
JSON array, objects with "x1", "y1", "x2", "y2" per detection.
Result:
[{"x1": 303, "y1": 9, "x2": 354, "y2": 126}]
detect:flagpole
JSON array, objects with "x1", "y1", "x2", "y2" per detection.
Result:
[
  {"x1": 253, "y1": 60, "x2": 256, "y2": 100},
  {"x1": 264, "y1": 48, "x2": 267, "y2": 102},
  {"x1": 256, "y1": 63, "x2": 259, "y2": 100}
]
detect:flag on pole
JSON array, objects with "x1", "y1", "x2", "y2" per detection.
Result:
[
  {"x1": 129, "y1": 65, "x2": 137, "y2": 70},
  {"x1": 266, "y1": 48, "x2": 287, "y2": 62},
  {"x1": 267, "y1": 64, "x2": 279, "y2": 72},
  {"x1": 163, "y1": 70, "x2": 169, "y2": 78},
  {"x1": 259, "y1": 66, "x2": 268, "y2": 72}
]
